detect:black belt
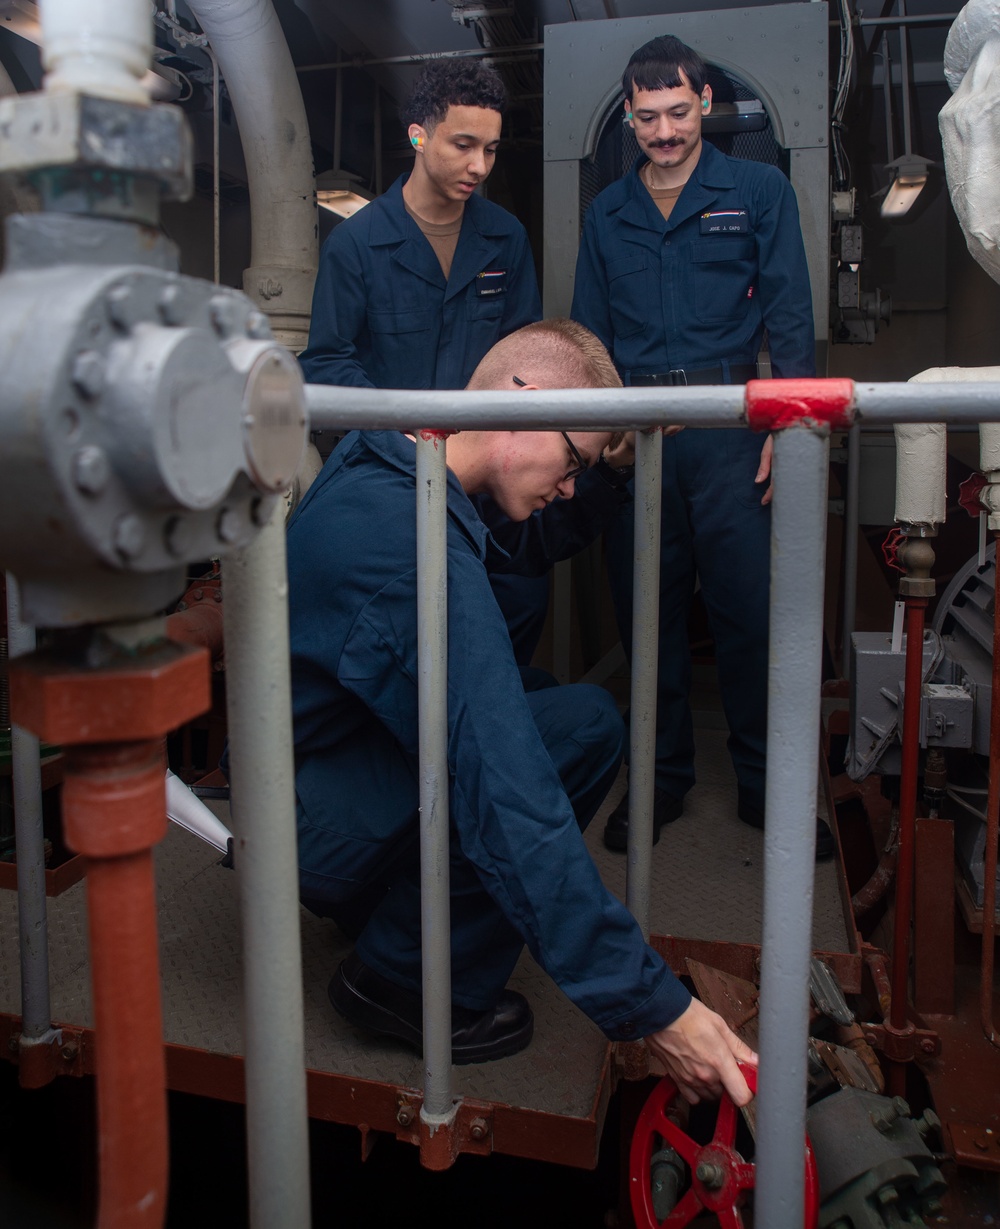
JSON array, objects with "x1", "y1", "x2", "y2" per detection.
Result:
[{"x1": 630, "y1": 364, "x2": 757, "y2": 387}]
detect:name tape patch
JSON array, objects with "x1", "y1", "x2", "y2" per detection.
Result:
[
  {"x1": 700, "y1": 209, "x2": 750, "y2": 235},
  {"x1": 476, "y1": 269, "x2": 508, "y2": 297}
]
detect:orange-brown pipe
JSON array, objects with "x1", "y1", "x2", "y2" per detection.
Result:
[
  {"x1": 888, "y1": 595, "x2": 927, "y2": 1097},
  {"x1": 62, "y1": 741, "x2": 169, "y2": 1229}
]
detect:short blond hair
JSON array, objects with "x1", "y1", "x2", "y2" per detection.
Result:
[{"x1": 467, "y1": 318, "x2": 623, "y2": 392}]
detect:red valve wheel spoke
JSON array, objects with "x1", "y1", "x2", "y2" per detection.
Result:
[
  {"x1": 733, "y1": 1161, "x2": 756, "y2": 1192},
  {"x1": 630, "y1": 1061, "x2": 819, "y2": 1229},
  {"x1": 655, "y1": 1105, "x2": 699, "y2": 1168},
  {"x1": 661, "y1": 1187, "x2": 705, "y2": 1227},
  {"x1": 712, "y1": 1094, "x2": 738, "y2": 1146}
]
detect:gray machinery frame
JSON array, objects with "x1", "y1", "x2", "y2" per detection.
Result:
[{"x1": 543, "y1": 4, "x2": 830, "y2": 371}]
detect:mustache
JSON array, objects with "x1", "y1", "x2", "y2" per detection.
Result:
[{"x1": 650, "y1": 138, "x2": 684, "y2": 149}]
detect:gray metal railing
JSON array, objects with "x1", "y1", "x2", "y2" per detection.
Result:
[
  {"x1": 225, "y1": 377, "x2": 1000, "y2": 1218},
  {"x1": 415, "y1": 433, "x2": 455, "y2": 1124},
  {"x1": 6, "y1": 575, "x2": 52, "y2": 1045}
]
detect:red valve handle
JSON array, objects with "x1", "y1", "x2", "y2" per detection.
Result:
[
  {"x1": 881, "y1": 527, "x2": 908, "y2": 573},
  {"x1": 629, "y1": 1062, "x2": 819, "y2": 1229}
]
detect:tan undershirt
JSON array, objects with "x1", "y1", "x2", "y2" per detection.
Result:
[
  {"x1": 404, "y1": 201, "x2": 462, "y2": 281},
  {"x1": 642, "y1": 160, "x2": 685, "y2": 225}
]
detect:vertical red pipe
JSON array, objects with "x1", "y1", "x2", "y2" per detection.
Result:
[
  {"x1": 62, "y1": 742, "x2": 169, "y2": 1229},
  {"x1": 888, "y1": 596, "x2": 927, "y2": 1096},
  {"x1": 981, "y1": 540, "x2": 1000, "y2": 1048}
]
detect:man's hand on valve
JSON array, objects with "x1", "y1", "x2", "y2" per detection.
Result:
[{"x1": 645, "y1": 997, "x2": 757, "y2": 1107}]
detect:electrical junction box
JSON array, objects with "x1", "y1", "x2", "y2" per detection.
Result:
[{"x1": 847, "y1": 633, "x2": 974, "y2": 779}]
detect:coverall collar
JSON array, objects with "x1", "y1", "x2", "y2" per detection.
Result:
[
  {"x1": 360, "y1": 429, "x2": 510, "y2": 565},
  {"x1": 618, "y1": 140, "x2": 738, "y2": 234},
  {"x1": 367, "y1": 175, "x2": 518, "y2": 300}
]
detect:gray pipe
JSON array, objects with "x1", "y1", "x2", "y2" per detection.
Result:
[
  {"x1": 625, "y1": 430, "x2": 662, "y2": 937},
  {"x1": 857, "y1": 381, "x2": 1000, "y2": 422},
  {"x1": 185, "y1": 0, "x2": 317, "y2": 349},
  {"x1": 306, "y1": 380, "x2": 1000, "y2": 433},
  {"x1": 6, "y1": 575, "x2": 51, "y2": 1041},
  {"x1": 305, "y1": 383, "x2": 748, "y2": 432},
  {"x1": 754, "y1": 425, "x2": 831, "y2": 1226},
  {"x1": 841, "y1": 423, "x2": 861, "y2": 680},
  {"x1": 415, "y1": 434, "x2": 455, "y2": 1122},
  {"x1": 221, "y1": 506, "x2": 311, "y2": 1229},
  {"x1": 898, "y1": 0, "x2": 914, "y2": 155}
]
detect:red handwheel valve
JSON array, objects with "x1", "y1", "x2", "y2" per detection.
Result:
[{"x1": 629, "y1": 1062, "x2": 819, "y2": 1229}]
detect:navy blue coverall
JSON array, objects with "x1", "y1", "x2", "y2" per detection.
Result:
[
  {"x1": 299, "y1": 174, "x2": 541, "y2": 390},
  {"x1": 572, "y1": 141, "x2": 815, "y2": 808},
  {"x1": 287, "y1": 430, "x2": 690, "y2": 1036},
  {"x1": 299, "y1": 172, "x2": 554, "y2": 660}
]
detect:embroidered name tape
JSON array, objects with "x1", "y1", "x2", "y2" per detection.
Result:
[
  {"x1": 700, "y1": 210, "x2": 750, "y2": 235},
  {"x1": 476, "y1": 269, "x2": 508, "y2": 296}
]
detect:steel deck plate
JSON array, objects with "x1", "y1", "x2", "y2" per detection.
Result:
[{"x1": 0, "y1": 727, "x2": 851, "y2": 1168}]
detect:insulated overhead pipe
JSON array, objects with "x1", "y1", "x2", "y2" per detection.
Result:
[
  {"x1": 40, "y1": 0, "x2": 151, "y2": 104},
  {"x1": 184, "y1": 0, "x2": 318, "y2": 350}
]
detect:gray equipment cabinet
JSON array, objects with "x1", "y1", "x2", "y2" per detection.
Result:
[{"x1": 543, "y1": 4, "x2": 830, "y2": 371}]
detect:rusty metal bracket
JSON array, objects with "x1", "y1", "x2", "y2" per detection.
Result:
[
  {"x1": 861, "y1": 1021, "x2": 941, "y2": 1062},
  {"x1": 393, "y1": 1090, "x2": 497, "y2": 1170},
  {"x1": 5, "y1": 1021, "x2": 89, "y2": 1086},
  {"x1": 947, "y1": 1120, "x2": 1000, "y2": 1172}
]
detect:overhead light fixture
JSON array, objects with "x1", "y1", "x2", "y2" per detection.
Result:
[
  {"x1": 880, "y1": 153, "x2": 932, "y2": 219},
  {"x1": 315, "y1": 171, "x2": 372, "y2": 220},
  {"x1": 0, "y1": 1, "x2": 41, "y2": 46}
]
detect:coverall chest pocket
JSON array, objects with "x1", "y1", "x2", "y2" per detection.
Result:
[
  {"x1": 366, "y1": 308, "x2": 434, "y2": 374},
  {"x1": 464, "y1": 288, "x2": 506, "y2": 357},
  {"x1": 367, "y1": 308, "x2": 434, "y2": 336},
  {"x1": 466, "y1": 294, "x2": 505, "y2": 322},
  {"x1": 606, "y1": 254, "x2": 649, "y2": 339},
  {"x1": 690, "y1": 239, "x2": 756, "y2": 323}
]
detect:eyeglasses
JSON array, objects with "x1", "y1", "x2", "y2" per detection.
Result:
[{"x1": 512, "y1": 375, "x2": 588, "y2": 483}]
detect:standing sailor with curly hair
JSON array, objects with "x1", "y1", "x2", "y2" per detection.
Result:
[{"x1": 299, "y1": 59, "x2": 540, "y2": 392}]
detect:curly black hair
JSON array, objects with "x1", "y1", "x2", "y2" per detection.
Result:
[{"x1": 401, "y1": 60, "x2": 508, "y2": 130}]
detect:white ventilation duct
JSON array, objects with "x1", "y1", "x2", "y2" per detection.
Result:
[
  {"x1": 940, "y1": 0, "x2": 1000, "y2": 284},
  {"x1": 185, "y1": 0, "x2": 318, "y2": 351}
]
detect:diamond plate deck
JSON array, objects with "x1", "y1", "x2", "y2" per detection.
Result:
[{"x1": 0, "y1": 727, "x2": 851, "y2": 1166}]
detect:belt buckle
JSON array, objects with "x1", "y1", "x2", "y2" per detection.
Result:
[{"x1": 668, "y1": 369, "x2": 688, "y2": 386}]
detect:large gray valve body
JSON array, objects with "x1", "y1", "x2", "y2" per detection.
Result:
[{"x1": 0, "y1": 218, "x2": 306, "y2": 627}]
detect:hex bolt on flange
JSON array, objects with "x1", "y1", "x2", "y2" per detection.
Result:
[
  {"x1": 72, "y1": 445, "x2": 110, "y2": 496},
  {"x1": 396, "y1": 1104, "x2": 415, "y2": 1128},
  {"x1": 71, "y1": 350, "x2": 105, "y2": 399},
  {"x1": 468, "y1": 1117, "x2": 489, "y2": 1142}
]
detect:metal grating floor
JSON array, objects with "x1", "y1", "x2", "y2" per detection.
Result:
[
  {"x1": 0, "y1": 727, "x2": 849, "y2": 1132},
  {"x1": 587, "y1": 728, "x2": 848, "y2": 954}
]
